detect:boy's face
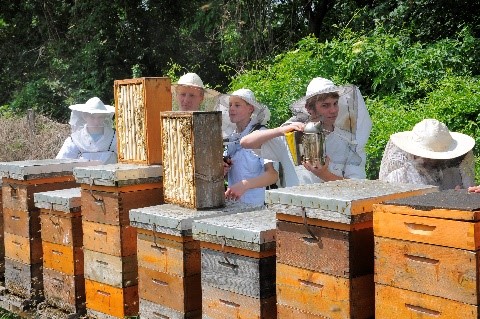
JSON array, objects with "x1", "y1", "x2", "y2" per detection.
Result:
[
  {"x1": 176, "y1": 85, "x2": 204, "y2": 111},
  {"x1": 228, "y1": 96, "x2": 254, "y2": 125},
  {"x1": 306, "y1": 96, "x2": 339, "y2": 127}
]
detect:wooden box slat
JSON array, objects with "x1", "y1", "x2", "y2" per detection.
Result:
[
  {"x1": 43, "y1": 267, "x2": 85, "y2": 313},
  {"x1": 202, "y1": 285, "x2": 276, "y2": 319},
  {"x1": 375, "y1": 284, "x2": 478, "y2": 319},
  {"x1": 374, "y1": 207, "x2": 480, "y2": 250},
  {"x1": 201, "y1": 248, "x2": 276, "y2": 299},
  {"x1": 3, "y1": 207, "x2": 40, "y2": 238},
  {"x1": 42, "y1": 241, "x2": 83, "y2": 275},
  {"x1": 139, "y1": 298, "x2": 201, "y2": 319},
  {"x1": 375, "y1": 236, "x2": 479, "y2": 304},
  {"x1": 276, "y1": 220, "x2": 373, "y2": 278},
  {"x1": 2, "y1": 178, "x2": 77, "y2": 212},
  {"x1": 138, "y1": 265, "x2": 201, "y2": 313},
  {"x1": 84, "y1": 249, "x2": 137, "y2": 288},
  {"x1": 4, "y1": 257, "x2": 43, "y2": 300},
  {"x1": 277, "y1": 304, "x2": 332, "y2": 318},
  {"x1": 39, "y1": 211, "x2": 83, "y2": 246},
  {"x1": 137, "y1": 230, "x2": 200, "y2": 276},
  {"x1": 276, "y1": 262, "x2": 374, "y2": 319},
  {"x1": 115, "y1": 77, "x2": 172, "y2": 165},
  {"x1": 4, "y1": 232, "x2": 42, "y2": 264},
  {"x1": 85, "y1": 279, "x2": 138, "y2": 318},
  {"x1": 81, "y1": 187, "x2": 163, "y2": 225},
  {"x1": 161, "y1": 111, "x2": 224, "y2": 209},
  {"x1": 82, "y1": 220, "x2": 136, "y2": 257}
]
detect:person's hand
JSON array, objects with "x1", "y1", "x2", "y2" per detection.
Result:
[
  {"x1": 225, "y1": 180, "x2": 248, "y2": 201},
  {"x1": 277, "y1": 122, "x2": 305, "y2": 134},
  {"x1": 468, "y1": 185, "x2": 480, "y2": 193},
  {"x1": 303, "y1": 157, "x2": 330, "y2": 179}
]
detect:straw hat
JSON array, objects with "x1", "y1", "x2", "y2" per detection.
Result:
[
  {"x1": 217, "y1": 88, "x2": 270, "y2": 125},
  {"x1": 69, "y1": 97, "x2": 115, "y2": 114},
  {"x1": 172, "y1": 73, "x2": 220, "y2": 99},
  {"x1": 390, "y1": 119, "x2": 475, "y2": 159}
]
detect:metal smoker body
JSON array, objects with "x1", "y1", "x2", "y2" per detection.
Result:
[{"x1": 302, "y1": 121, "x2": 326, "y2": 165}]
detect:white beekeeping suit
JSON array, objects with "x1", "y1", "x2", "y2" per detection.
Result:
[{"x1": 56, "y1": 97, "x2": 118, "y2": 164}]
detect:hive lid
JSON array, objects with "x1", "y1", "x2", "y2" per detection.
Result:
[
  {"x1": 73, "y1": 163, "x2": 162, "y2": 186},
  {"x1": 266, "y1": 179, "x2": 438, "y2": 216},
  {"x1": 379, "y1": 189, "x2": 480, "y2": 221},
  {"x1": 192, "y1": 210, "x2": 276, "y2": 252},
  {"x1": 34, "y1": 187, "x2": 81, "y2": 213},
  {"x1": 129, "y1": 201, "x2": 263, "y2": 237},
  {"x1": 0, "y1": 159, "x2": 100, "y2": 180}
]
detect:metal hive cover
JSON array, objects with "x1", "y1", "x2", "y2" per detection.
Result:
[
  {"x1": 0, "y1": 159, "x2": 100, "y2": 180},
  {"x1": 192, "y1": 209, "x2": 276, "y2": 245},
  {"x1": 34, "y1": 187, "x2": 81, "y2": 212},
  {"x1": 73, "y1": 163, "x2": 162, "y2": 186},
  {"x1": 266, "y1": 179, "x2": 438, "y2": 215},
  {"x1": 129, "y1": 201, "x2": 263, "y2": 236}
]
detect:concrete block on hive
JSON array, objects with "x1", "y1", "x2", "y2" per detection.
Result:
[
  {"x1": 34, "y1": 187, "x2": 81, "y2": 213},
  {"x1": 115, "y1": 77, "x2": 172, "y2": 165},
  {"x1": 161, "y1": 111, "x2": 224, "y2": 209}
]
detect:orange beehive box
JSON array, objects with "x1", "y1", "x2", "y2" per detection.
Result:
[
  {"x1": 114, "y1": 77, "x2": 172, "y2": 165},
  {"x1": 85, "y1": 279, "x2": 138, "y2": 318},
  {"x1": 42, "y1": 241, "x2": 84, "y2": 276},
  {"x1": 82, "y1": 220, "x2": 137, "y2": 257}
]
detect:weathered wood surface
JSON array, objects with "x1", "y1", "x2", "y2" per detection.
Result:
[
  {"x1": 138, "y1": 265, "x2": 201, "y2": 313},
  {"x1": 40, "y1": 211, "x2": 83, "y2": 246},
  {"x1": 137, "y1": 230, "x2": 200, "y2": 276},
  {"x1": 4, "y1": 232, "x2": 42, "y2": 264},
  {"x1": 276, "y1": 220, "x2": 373, "y2": 278},
  {"x1": 202, "y1": 285, "x2": 277, "y2": 319},
  {"x1": 375, "y1": 284, "x2": 478, "y2": 318},
  {"x1": 375, "y1": 236, "x2": 479, "y2": 304},
  {"x1": 374, "y1": 209, "x2": 480, "y2": 250},
  {"x1": 115, "y1": 77, "x2": 172, "y2": 165},
  {"x1": 2, "y1": 179, "x2": 78, "y2": 211},
  {"x1": 277, "y1": 304, "x2": 341, "y2": 319},
  {"x1": 85, "y1": 279, "x2": 138, "y2": 318},
  {"x1": 161, "y1": 111, "x2": 224, "y2": 209},
  {"x1": 3, "y1": 207, "x2": 41, "y2": 238},
  {"x1": 276, "y1": 262, "x2": 374, "y2": 319},
  {"x1": 4, "y1": 257, "x2": 43, "y2": 300},
  {"x1": 43, "y1": 267, "x2": 85, "y2": 313},
  {"x1": 201, "y1": 248, "x2": 276, "y2": 299},
  {"x1": 36, "y1": 302, "x2": 85, "y2": 319},
  {"x1": 82, "y1": 220, "x2": 137, "y2": 257},
  {"x1": 139, "y1": 298, "x2": 201, "y2": 319},
  {"x1": 84, "y1": 249, "x2": 137, "y2": 288},
  {"x1": 81, "y1": 186, "x2": 163, "y2": 226},
  {"x1": 43, "y1": 241, "x2": 83, "y2": 275},
  {"x1": 33, "y1": 187, "x2": 81, "y2": 213}
]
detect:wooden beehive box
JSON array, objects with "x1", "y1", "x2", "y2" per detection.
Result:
[
  {"x1": 192, "y1": 209, "x2": 277, "y2": 319},
  {"x1": 0, "y1": 181, "x2": 3, "y2": 277},
  {"x1": 374, "y1": 190, "x2": 480, "y2": 317},
  {"x1": 84, "y1": 249, "x2": 137, "y2": 288},
  {"x1": 265, "y1": 179, "x2": 438, "y2": 319},
  {"x1": 115, "y1": 77, "x2": 172, "y2": 165},
  {"x1": 85, "y1": 279, "x2": 139, "y2": 318},
  {"x1": 130, "y1": 201, "x2": 261, "y2": 319},
  {"x1": 161, "y1": 111, "x2": 224, "y2": 209}
]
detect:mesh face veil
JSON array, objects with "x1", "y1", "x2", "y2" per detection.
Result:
[{"x1": 69, "y1": 110, "x2": 114, "y2": 133}]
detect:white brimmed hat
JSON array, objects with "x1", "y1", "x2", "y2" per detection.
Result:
[
  {"x1": 69, "y1": 97, "x2": 115, "y2": 114},
  {"x1": 172, "y1": 72, "x2": 220, "y2": 99},
  {"x1": 217, "y1": 88, "x2": 270, "y2": 125},
  {"x1": 391, "y1": 119, "x2": 475, "y2": 159}
]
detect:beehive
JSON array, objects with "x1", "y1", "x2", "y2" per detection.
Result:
[
  {"x1": 266, "y1": 179, "x2": 438, "y2": 319},
  {"x1": 34, "y1": 187, "x2": 85, "y2": 316},
  {"x1": 73, "y1": 163, "x2": 164, "y2": 319},
  {"x1": 114, "y1": 77, "x2": 172, "y2": 165},
  {"x1": 161, "y1": 111, "x2": 224, "y2": 209},
  {"x1": 130, "y1": 201, "x2": 261, "y2": 319},
  {"x1": 192, "y1": 209, "x2": 277, "y2": 319},
  {"x1": 374, "y1": 190, "x2": 480, "y2": 318},
  {"x1": 0, "y1": 181, "x2": 4, "y2": 278}
]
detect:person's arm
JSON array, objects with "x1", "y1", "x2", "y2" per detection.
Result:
[
  {"x1": 225, "y1": 162, "x2": 279, "y2": 201},
  {"x1": 240, "y1": 122, "x2": 305, "y2": 149},
  {"x1": 56, "y1": 136, "x2": 80, "y2": 159},
  {"x1": 468, "y1": 186, "x2": 480, "y2": 193},
  {"x1": 303, "y1": 157, "x2": 344, "y2": 182}
]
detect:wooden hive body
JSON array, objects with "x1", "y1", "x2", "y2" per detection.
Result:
[
  {"x1": 114, "y1": 77, "x2": 172, "y2": 165},
  {"x1": 130, "y1": 202, "x2": 261, "y2": 318},
  {"x1": 161, "y1": 111, "x2": 224, "y2": 209},
  {"x1": 266, "y1": 179, "x2": 438, "y2": 319},
  {"x1": 374, "y1": 189, "x2": 480, "y2": 318}
]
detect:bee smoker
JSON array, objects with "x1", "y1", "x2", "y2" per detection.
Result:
[{"x1": 285, "y1": 121, "x2": 326, "y2": 166}]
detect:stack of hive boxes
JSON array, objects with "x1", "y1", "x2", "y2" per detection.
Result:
[
  {"x1": 0, "y1": 159, "x2": 95, "y2": 312},
  {"x1": 74, "y1": 164, "x2": 164, "y2": 319},
  {"x1": 266, "y1": 180, "x2": 437, "y2": 318},
  {"x1": 34, "y1": 188, "x2": 85, "y2": 318},
  {"x1": 192, "y1": 209, "x2": 277, "y2": 318},
  {"x1": 374, "y1": 189, "x2": 480, "y2": 318}
]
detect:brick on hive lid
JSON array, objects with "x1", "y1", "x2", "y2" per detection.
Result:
[
  {"x1": 34, "y1": 187, "x2": 81, "y2": 213},
  {"x1": 73, "y1": 163, "x2": 162, "y2": 187}
]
